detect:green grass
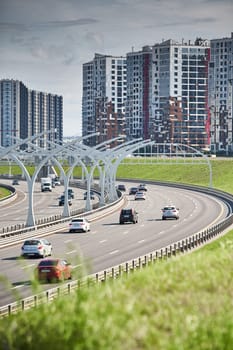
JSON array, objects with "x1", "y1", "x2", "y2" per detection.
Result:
[
  {"x1": 116, "y1": 158, "x2": 233, "y2": 194},
  {"x1": 0, "y1": 187, "x2": 11, "y2": 199},
  {"x1": 0, "y1": 159, "x2": 233, "y2": 349}
]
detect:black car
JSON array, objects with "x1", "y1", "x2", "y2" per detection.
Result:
[
  {"x1": 117, "y1": 184, "x2": 126, "y2": 192},
  {"x1": 119, "y1": 208, "x2": 138, "y2": 224},
  {"x1": 83, "y1": 191, "x2": 95, "y2": 200},
  {"x1": 63, "y1": 188, "x2": 74, "y2": 199},
  {"x1": 138, "y1": 183, "x2": 147, "y2": 192},
  {"x1": 129, "y1": 187, "x2": 138, "y2": 195},
  {"x1": 12, "y1": 179, "x2": 19, "y2": 185},
  {"x1": 59, "y1": 195, "x2": 72, "y2": 206}
]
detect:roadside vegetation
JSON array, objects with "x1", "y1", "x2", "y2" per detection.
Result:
[
  {"x1": 0, "y1": 158, "x2": 233, "y2": 349},
  {"x1": 0, "y1": 186, "x2": 11, "y2": 199}
]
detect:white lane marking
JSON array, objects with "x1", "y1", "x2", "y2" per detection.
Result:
[
  {"x1": 157, "y1": 231, "x2": 165, "y2": 235},
  {"x1": 123, "y1": 231, "x2": 129, "y2": 235},
  {"x1": 64, "y1": 239, "x2": 72, "y2": 243},
  {"x1": 99, "y1": 240, "x2": 107, "y2": 243},
  {"x1": 138, "y1": 240, "x2": 145, "y2": 244},
  {"x1": 21, "y1": 264, "x2": 35, "y2": 269},
  {"x1": 109, "y1": 250, "x2": 119, "y2": 255},
  {"x1": 140, "y1": 224, "x2": 145, "y2": 227},
  {"x1": 66, "y1": 250, "x2": 77, "y2": 255},
  {"x1": 11, "y1": 285, "x2": 24, "y2": 290}
]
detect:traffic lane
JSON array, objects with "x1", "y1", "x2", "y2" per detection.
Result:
[
  {"x1": 0, "y1": 184, "x2": 229, "y2": 305},
  {"x1": 0, "y1": 184, "x2": 227, "y2": 278},
  {"x1": 48, "y1": 186, "x2": 227, "y2": 273},
  {"x1": 0, "y1": 181, "x2": 86, "y2": 229}
]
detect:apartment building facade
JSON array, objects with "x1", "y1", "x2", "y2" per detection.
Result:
[
  {"x1": 0, "y1": 79, "x2": 63, "y2": 149},
  {"x1": 151, "y1": 38, "x2": 210, "y2": 151},
  {"x1": 125, "y1": 46, "x2": 153, "y2": 140},
  {"x1": 82, "y1": 53, "x2": 127, "y2": 147},
  {"x1": 208, "y1": 32, "x2": 233, "y2": 155}
]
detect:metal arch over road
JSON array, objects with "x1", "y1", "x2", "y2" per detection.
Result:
[
  {"x1": 120, "y1": 142, "x2": 212, "y2": 188},
  {"x1": 0, "y1": 133, "x2": 212, "y2": 227}
]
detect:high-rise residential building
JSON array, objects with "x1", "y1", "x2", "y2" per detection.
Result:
[
  {"x1": 208, "y1": 32, "x2": 233, "y2": 155},
  {"x1": 151, "y1": 38, "x2": 210, "y2": 151},
  {"x1": 82, "y1": 53, "x2": 127, "y2": 147},
  {"x1": 0, "y1": 79, "x2": 63, "y2": 149},
  {"x1": 125, "y1": 46, "x2": 152, "y2": 140},
  {"x1": 0, "y1": 79, "x2": 28, "y2": 147}
]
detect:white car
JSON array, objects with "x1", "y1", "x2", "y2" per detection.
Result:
[
  {"x1": 69, "y1": 217, "x2": 90, "y2": 232},
  {"x1": 162, "y1": 205, "x2": 179, "y2": 220},
  {"x1": 21, "y1": 238, "x2": 52, "y2": 258},
  {"x1": 135, "y1": 191, "x2": 146, "y2": 200}
]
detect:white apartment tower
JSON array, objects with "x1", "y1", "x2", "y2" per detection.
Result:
[
  {"x1": 82, "y1": 53, "x2": 127, "y2": 147},
  {"x1": 208, "y1": 32, "x2": 233, "y2": 155},
  {"x1": 151, "y1": 38, "x2": 210, "y2": 151},
  {"x1": 126, "y1": 46, "x2": 153, "y2": 140}
]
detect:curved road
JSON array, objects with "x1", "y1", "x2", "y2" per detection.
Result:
[
  {"x1": 0, "y1": 179, "x2": 94, "y2": 229},
  {"x1": 0, "y1": 181, "x2": 230, "y2": 306}
]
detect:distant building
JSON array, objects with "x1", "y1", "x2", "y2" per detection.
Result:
[
  {"x1": 151, "y1": 38, "x2": 210, "y2": 151},
  {"x1": 125, "y1": 46, "x2": 153, "y2": 140},
  {"x1": 208, "y1": 32, "x2": 233, "y2": 155},
  {"x1": 82, "y1": 53, "x2": 127, "y2": 147},
  {"x1": 82, "y1": 36, "x2": 232, "y2": 153},
  {"x1": 0, "y1": 79, "x2": 63, "y2": 149}
]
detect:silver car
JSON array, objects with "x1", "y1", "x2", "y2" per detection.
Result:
[
  {"x1": 162, "y1": 205, "x2": 179, "y2": 220},
  {"x1": 21, "y1": 238, "x2": 53, "y2": 258}
]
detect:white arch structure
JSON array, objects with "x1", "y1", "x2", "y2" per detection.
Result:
[{"x1": 0, "y1": 133, "x2": 212, "y2": 227}]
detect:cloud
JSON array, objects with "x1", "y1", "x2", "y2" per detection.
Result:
[
  {"x1": 146, "y1": 16, "x2": 216, "y2": 28},
  {"x1": 0, "y1": 18, "x2": 98, "y2": 32}
]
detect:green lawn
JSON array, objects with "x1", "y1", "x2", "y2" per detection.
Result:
[
  {"x1": 0, "y1": 187, "x2": 11, "y2": 199},
  {"x1": 0, "y1": 159, "x2": 233, "y2": 349}
]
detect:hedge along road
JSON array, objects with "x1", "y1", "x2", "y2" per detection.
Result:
[{"x1": 0, "y1": 181, "x2": 230, "y2": 307}]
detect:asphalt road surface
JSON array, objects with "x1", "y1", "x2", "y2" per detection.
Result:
[{"x1": 0, "y1": 181, "x2": 229, "y2": 307}]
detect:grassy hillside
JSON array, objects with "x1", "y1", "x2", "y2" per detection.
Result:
[
  {"x1": 116, "y1": 158, "x2": 233, "y2": 194},
  {"x1": 0, "y1": 159, "x2": 233, "y2": 349}
]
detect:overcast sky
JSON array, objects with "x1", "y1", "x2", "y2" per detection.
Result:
[{"x1": 0, "y1": 0, "x2": 232, "y2": 137}]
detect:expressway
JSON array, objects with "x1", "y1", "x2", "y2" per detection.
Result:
[
  {"x1": 0, "y1": 181, "x2": 230, "y2": 307},
  {"x1": 0, "y1": 179, "x2": 93, "y2": 229}
]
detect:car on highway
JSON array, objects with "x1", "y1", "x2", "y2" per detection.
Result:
[
  {"x1": 21, "y1": 238, "x2": 52, "y2": 258},
  {"x1": 12, "y1": 179, "x2": 19, "y2": 185},
  {"x1": 138, "y1": 183, "x2": 147, "y2": 192},
  {"x1": 59, "y1": 194, "x2": 72, "y2": 206},
  {"x1": 52, "y1": 177, "x2": 61, "y2": 186},
  {"x1": 69, "y1": 217, "x2": 90, "y2": 232},
  {"x1": 119, "y1": 208, "x2": 138, "y2": 224},
  {"x1": 134, "y1": 191, "x2": 146, "y2": 200},
  {"x1": 129, "y1": 187, "x2": 138, "y2": 195},
  {"x1": 117, "y1": 184, "x2": 126, "y2": 192},
  {"x1": 36, "y1": 258, "x2": 72, "y2": 283},
  {"x1": 83, "y1": 191, "x2": 95, "y2": 200},
  {"x1": 162, "y1": 205, "x2": 179, "y2": 220},
  {"x1": 68, "y1": 188, "x2": 74, "y2": 198},
  {"x1": 63, "y1": 188, "x2": 74, "y2": 199}
]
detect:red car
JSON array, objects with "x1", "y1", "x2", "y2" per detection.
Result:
[{"x1": 36, "y1": 259, "x2": 72, "y2": 283}]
